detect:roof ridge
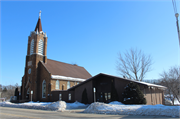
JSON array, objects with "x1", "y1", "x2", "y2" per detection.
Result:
[{"x1": 47, "y1": 58, "x2": 84, "y2": 68}]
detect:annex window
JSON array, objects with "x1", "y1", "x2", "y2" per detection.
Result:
[
  {"x1": 30, "y1": 39, "x2": 34, "y2": 55},
  {"x1": 42, "y1": 80, "x2": 46, "y2": 98},
  {"x1": 67, "y1": 81, "x2": 70, "y2": 89},
  {"x1": 105, "y1": 93, "x2": 107, "y2": 101},
  {"x1": 56, "y1": 80, "x2": 59, "y2": 89},
  {"x1": 68, "y1": 93, "x2": 71, "y2": 100},
  {"x1": 38, "y1": 39, "x2": 44, "y2": 55},
  {"x1": 59, "y1": 94, "x2": 62, "y2": 101},
  {"x1": 108, "y1": 93, "x2": 111, "y2": 100}
]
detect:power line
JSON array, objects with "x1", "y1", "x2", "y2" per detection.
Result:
[{"x1": 172, "y1": 0, "x2": 177, "y2": 14}]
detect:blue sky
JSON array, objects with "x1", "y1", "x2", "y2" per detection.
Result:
[{"x1": 0, "y1": 1, "x2": 179, "y2": 86}]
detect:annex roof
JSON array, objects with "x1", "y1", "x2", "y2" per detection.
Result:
[
  {"x1": 68, "y1": 73, "x2": 166, "y2": 90},
  {"x1": 43, "y1": 59, "x2": 92, "y2": 79}
]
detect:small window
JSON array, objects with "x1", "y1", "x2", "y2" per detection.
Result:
[
  {"x1": 69, "y1": 93, "x2": 71, "y2": 100},
  {"x1": 77, "y1": 82, "x2": 79, "y2": 85},
  {"x1": 105, "y1": 93, "x2": 107, "y2": 100},
  {"x1": 56, "y1": 80, "x2": 59, "y2": 89},
  {"x1": 67, "y1": 81, "x2": 70, "y2": 89},
  {"x1": 59, "y1": 94, "x2": 62, "y2": 101}
]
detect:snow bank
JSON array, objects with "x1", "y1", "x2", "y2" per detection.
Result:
[
  {"x1": 109, "y1": 101, "x2": 125, "y2": 105},
  {"x1": 0, "y1": 101, "x2": 66, "y2": 111},
  {"x1": 84, "y1": 102, "x2": 180, "y2": 117},
  {"x1": 66, "y1": 101, "x2": 88, "y2": 109}
]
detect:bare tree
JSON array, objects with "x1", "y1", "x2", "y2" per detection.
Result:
[
  {"x1": 116, "y1": 48, "x2": 152, "y2": 81},
  {"x1": 1, "y1": 84, "x2": 20, "y2": 100},
  {"x1": 160, "y1": 66, "x2": 180, "y2": 105}
]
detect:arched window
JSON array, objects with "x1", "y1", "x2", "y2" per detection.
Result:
[
  {"x1": 56, "y1": 80, "x2": 59, "y2": 89},
  {"x1": 42, "y1": 80, "x2": 46, "y2": 98},
  {"x1": 38, "y1": 39, "x2": 44, "y2": 55},
  {"x1": 27, "y1": 88, "x2": 30, "y2": 94},
  {"x1": 67, "y1": 81, "x2": 70, "y2": 89},
  {"x1": 30, "y1": 39, "x2": 34, "y2": 55}
]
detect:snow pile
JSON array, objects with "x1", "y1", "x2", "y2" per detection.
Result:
[
  {"x1": 45, "y1": 101, "x2": 66, "y2": 111},
  {"x1": 66, "y1": 101, "x2": 88, "y2": 109},
  {"x1": 84, "y1": 102, "x2": 180, "y2": 117},
  {"x1": 109, "y1": 101, "x2": 125, "y2": 105},
  {"x1": 0, "y1": 101, "x2": 66, "y2": 111}
]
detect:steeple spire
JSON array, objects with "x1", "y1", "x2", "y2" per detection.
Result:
[{"x1": 34, "y1": 10, "x2": 42, "y2": 32}]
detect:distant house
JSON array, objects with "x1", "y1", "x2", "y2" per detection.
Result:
[{"x1": 21, "y1": 12, "x2": 166, "y2": 105}]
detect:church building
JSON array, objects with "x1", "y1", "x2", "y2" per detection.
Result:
[
  {"x1": 21, "y1": 12, "x2": 166, "y2": 105},
  {"x1": 21, "y1": 11, "x2": 92, "y2": 102}
]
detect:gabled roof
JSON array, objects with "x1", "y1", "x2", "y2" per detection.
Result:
[
  {"x1": 34, "y1": 18, "x2": 42, "y2": 32},
  {"x1": 42, "y1": 59, "x2": 92, "y2": 79},
  {"x1": 68, "y1": 73, "x2": 167, "y2": 91}
]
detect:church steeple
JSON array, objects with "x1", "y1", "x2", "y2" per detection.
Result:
[
  {"x1": 27, "y1": 10, "x2": 48, "y2": 63},
  {"x1": 34, "y1": 11, "x2": 42, "y2": 32}
]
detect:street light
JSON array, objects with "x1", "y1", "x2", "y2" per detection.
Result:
[
  {"x1": 93, "y1": 87, "x2": 96, "y2": 102},
  {"x1": 31, "y1": 90, "x2": 33, "y2": 103}
]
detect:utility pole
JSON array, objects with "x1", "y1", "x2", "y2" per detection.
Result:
[
  {"x1": 172, "y1": 0, "x2": 180, "y2": 46},
  {"x1": 175, "y1": 13, "x2": 180, "y2": 46}
]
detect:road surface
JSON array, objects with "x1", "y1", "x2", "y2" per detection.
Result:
[{"x1": 0, "y1": 107, "x2": 178, "y2": 119}]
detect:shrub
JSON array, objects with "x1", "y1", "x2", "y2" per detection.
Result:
[{"x1": 122, "y1": 82, "x2": 146, "y2": 104}]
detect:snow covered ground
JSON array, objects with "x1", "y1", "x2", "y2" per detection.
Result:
[
  {"x1": 84, "y1": 102, "x2": 180, "y2": 117},
  {"x1": 0, "y1": 101, "x2": 179, "y2": 117}
]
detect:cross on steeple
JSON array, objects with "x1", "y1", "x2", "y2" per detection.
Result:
[
  {"x1": 39, "y1": 10, "x2": 41, "y2": 19},
  {"x1": 34, "y1": 11, "x2": 42, "y2": 32}
]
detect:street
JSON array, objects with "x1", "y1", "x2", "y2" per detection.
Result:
[{"x1": 0, "y1": 107, "x2": 178, "y2": 119}]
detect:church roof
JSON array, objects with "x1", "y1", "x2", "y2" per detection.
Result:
[
  {"x1": 34, "y1": 17, "x2": 42, "y2": 32},
  {"x1": 43, "y1": 59, "x2": 92, "y2": 79}
]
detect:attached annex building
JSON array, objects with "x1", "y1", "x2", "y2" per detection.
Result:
[{"x1": 21, "y1": 12, "x2": 166, "y2": 105}]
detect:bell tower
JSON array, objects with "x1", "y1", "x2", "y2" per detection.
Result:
[{"x1": 22, "y1": 11, "x2": 48, "y2": 101}]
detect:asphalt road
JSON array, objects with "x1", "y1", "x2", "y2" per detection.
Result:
[{"x1": 0, "y1": 107, "x2": 178, "y2": 119}]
